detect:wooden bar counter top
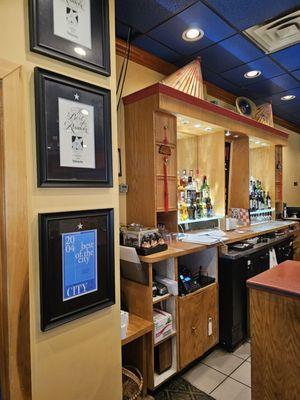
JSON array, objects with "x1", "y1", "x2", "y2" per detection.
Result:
[
  {"x1": 247, "y1": 260, "x2": 300, "y2": 400},
  {"x1": 139, "y1": 220, "x2": 297, "y2": 263},
  {"x1": 247, "y1": 260, "x2": 300, "y2": 298}
]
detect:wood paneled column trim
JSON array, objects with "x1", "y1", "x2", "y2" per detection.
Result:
[{"x1": 0, "y1": 59, "x2": 31, "y2": 399}]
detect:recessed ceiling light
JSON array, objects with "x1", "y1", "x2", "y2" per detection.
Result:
[
  {"x1": 74, "y1": 47, "x2": 86, "y2": 56},
  {"x1": 233, "y1": 134, "x2": 239, "y2": 138},
  {"x1": 244, "y1": 70, "x2": 261, "y2": 79},
  {"x1": 205, "y1": 126, "x2": 213, "y2": 132},
  {"x1": 182, "y1": 28, "x2": 204, "y2": 42},
  {"x1": 81, "y1": 109, "x2": 89, "y2": 115},
  {"x1": 182, "y1": 119, "x2": 190, "y2": 125},
  {"x1": 281, "y1": 94, "x2": 296, "y2": 101},
  {"x1": 255, "y1": 141, "x2": 261, "y2": 144},
  {"x1": 225, "y1": 130, "x2": 231, "y2": 136},
  {"x1": 194, "y1": 124, "x2": 202, "y2": 128}
]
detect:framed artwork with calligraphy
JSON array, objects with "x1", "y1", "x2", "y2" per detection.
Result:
[
  {"x1": 39, "y1": 209, "x2": 115, "y2": 331},
  {"x1": 29, "y1": 0, "x2": 110, "y2": 76},
  {"x1": 35, "y1": 68, "x2": 112, "y2": 187}
]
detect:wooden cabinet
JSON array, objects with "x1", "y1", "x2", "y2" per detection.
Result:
[
  {"x1": 156, "y1": 144, "x2": 176, "y2": 177},
  {"x1": 156, "y1": 177, "x2": 177, "y2": 211},
  {"x1": 154, "y1": 111, "x2": 176, "y2": 145},
  {"x1": 125, "y1": 94, "x2": 178, "y2": 230},
  {"x1": 178, "y1": 284, "x2": 219, "y2": 369}
]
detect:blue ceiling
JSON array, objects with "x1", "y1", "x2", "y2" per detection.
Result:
[{"x1": 115, "y1": 0, "x2": 300, "y2": 128}]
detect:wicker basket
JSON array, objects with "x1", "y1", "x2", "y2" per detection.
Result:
[{"x1": 122, "y1": 366, "x2": 143, "y2": 400}]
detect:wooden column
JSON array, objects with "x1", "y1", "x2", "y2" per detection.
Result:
[
  {"x1": 0, "y1": 60, "x2": 31, "y2": 399},
  {"x1": 250, "y1": 288, "x2": 300, "y2": 399},
  {"x1": 229, "y1": 136, "x2": 249, "y2": 210}
]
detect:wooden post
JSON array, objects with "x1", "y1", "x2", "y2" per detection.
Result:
[{"x1": 0, "y1": 59, "x2": 31, "y2": 399}]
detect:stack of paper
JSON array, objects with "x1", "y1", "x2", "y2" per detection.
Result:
[{"x1": 182, "y1": 229, "x2": 228, "y2": 245}]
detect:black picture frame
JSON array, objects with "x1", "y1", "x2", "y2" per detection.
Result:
[
  {"x1": 39, "y1": 209, "x2": 115, "y2": 331},
  {"x1": 35, "y1": 67, "x2": 113, "y2": 187},
  {"x1": 29, "y1": 0, "x2": 110, "y2": 76}
]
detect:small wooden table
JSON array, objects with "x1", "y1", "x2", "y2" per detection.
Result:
[
  {"x1": 247, "y1": 261, "x2": 300, "y2": 400},
  {"x1": 122, "y1": 314, "x2": 153, "y2": 397}
]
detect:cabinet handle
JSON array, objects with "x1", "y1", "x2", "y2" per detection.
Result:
[{"x1": 192, "y1": 326, "x2": 197, "y2": 332}]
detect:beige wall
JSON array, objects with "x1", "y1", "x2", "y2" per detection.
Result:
[
  {"x1": 0, "y1": 1, "x2": 122, "y2": 399},
  {"x1": 283, "y1": 129, "x2": 300, "y2": 206}
]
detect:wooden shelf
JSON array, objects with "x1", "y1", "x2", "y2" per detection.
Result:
[
  {"x1": 178, "y1": 282, "x2": 216, "y2": 300},
  {"x1": 154, "y1": 367, "x2": 177, "y2": 388},
  {"x1": 154, "y1": 331, "x2": 176, "y2": 347},
  {"x1": 123, "y1": 83, "x2": 289, "y2": 145},
  {"x1": 122, "y1": 314, "x2": 153, "y2": 346},
  {"x1": 153, "y1": 293, "x2": 172, "y2": 304}
]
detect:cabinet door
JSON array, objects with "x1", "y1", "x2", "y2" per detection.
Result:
[
  {"x1": 154, "y1": 111, "x2": 176, "y2": 146},
  {"x1": 156, "y1": 144, "x2": 176, "y2": 177},
  {"x1": 178, "y1": 284, "x2": 218, "y2": 369},
  {"x1": 156, "y1": 177, "x2": 177, "y2": 212}
]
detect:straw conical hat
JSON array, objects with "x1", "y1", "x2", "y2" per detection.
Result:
[{"x1": 161, "y1": 58, "x2": 204, "y2": 100}]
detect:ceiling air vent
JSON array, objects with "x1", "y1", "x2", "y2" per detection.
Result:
[{"x1": 244, "y1": 10, "x2": 300, "y2": 54}]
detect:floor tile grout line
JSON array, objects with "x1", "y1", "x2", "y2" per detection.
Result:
[
  {"x1": 200, "y1": 361, "x2": 238, "y2": 377},
  {"x1": 201, "y1": 353, "x2": 245, "y2": 377},
  {"x1": 233, "y1": 354, "x2": 250, "y2": 361},
  {"x1": 208, "y1": 375, "x2": 229, "y2": 395},
  {"x1": 229, "y1": 375, "x2": 252, "y2": 389},
  {"x1": 229, "y1": 359, "x2": 252, "y2": 388}
]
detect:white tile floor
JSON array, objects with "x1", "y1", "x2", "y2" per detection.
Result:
[{"x1": 183, "y1": 341, "x2": 251, "y2": 400}]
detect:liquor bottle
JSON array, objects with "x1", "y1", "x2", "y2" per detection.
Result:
[
  {"x1": 266, "y1": 192, "x2": 271, "y2": 209},
  {"x1": 249, "y1": 193, "x2": 253, "y2": 211},
  {"x1": 283, "y1": 202, "x2": 287, "y2": 218},
  {"x1": 195, "y1": 195, "x2": 203, "y2": 219},
  {"x1": 187, "y1": 197, "x2": 196, "y2": 220},
  {"x1": 180, "y1": 169, "x2": 188, "y2": 187},
  {"x1": 201, "y1": 175, "x2": 210, "y2": 200},
  {"x1": 206, "y1": 197, "x2": 213, "y2": 217},
  {"x1": 179, "y1": 200, "x2": 188, "y2": 221},
  {"x1": 195, "y1": 168, "x2": 201, "y2": 192},
  {"x1": 262, "y1": 191, "x2": 266, "y2": 209}
]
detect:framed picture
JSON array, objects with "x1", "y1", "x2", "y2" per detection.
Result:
[
  {"x1": 35, "y1": 68, "x2": 112, "y2": 187},
  {"x1": 29, "y1": 0, "x2": 110, "y2": 76},
  {"x1": 39, "y1": 209, "x2": 115, "y2": 331}
]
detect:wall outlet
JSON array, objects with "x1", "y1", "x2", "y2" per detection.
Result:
[{"x1": 119, "y1": 183, "x2": 128, "y2": 193}]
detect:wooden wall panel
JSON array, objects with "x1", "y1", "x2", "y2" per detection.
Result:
[
  {"x1": 177, "y1": 136, "x2": 198, "y2": 173},
  {"x1": 125, "y1": 95, "x2": 158, "y2": 227},
  {"x1": 0, "y1": 66, "x2": 31, "y2": 399},
  {"x1": 250, "y1": 146, "x2": 276, "y2": 208},
  {"x1": 198, "y1": 132, "x2": 225, "y2": 216},
  {"x1": 229, "y1": 136, "x2": 249, "y2": 210},
  {"x1": 250, "y1": 288, "x2": 300, "y2": 400}
]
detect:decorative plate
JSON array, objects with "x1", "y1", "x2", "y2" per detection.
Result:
[{"x1": 236, "y1": 97, "x2": 257, "y2": 118}]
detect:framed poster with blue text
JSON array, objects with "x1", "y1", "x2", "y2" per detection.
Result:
[
  {"x1": 35, "y1": 68, "x2": 112, "y2": 187},
  {"x1": 29, "y1": 0, "x2": 110, "y2": 76},
  {"x1": 39, "y1": 209, "x2": 115, "y2": 331}
]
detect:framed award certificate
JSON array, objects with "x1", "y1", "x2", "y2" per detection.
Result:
[
  {"x1": 35, "y1": 68, "x2": 112, "y2": 187},
  {"x1": 29, "y1": 0, "x2": 110, "y2": 76},
  {"x1": 39, "y1": 209, "x2": 115, "y2": 331}
]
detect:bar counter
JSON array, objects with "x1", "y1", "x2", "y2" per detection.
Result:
[
  {"x1": 139, "y1": 220, "x2": 298, "y2": 263},
  {"x1": 247, "y1": 261, "x2": 300, "y2": 400}
]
